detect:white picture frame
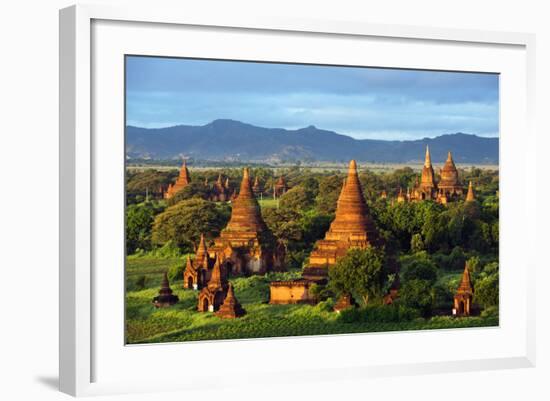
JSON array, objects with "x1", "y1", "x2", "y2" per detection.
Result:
[{"x1": 59, "y1": 4, "x2": 536, "y2": 397}]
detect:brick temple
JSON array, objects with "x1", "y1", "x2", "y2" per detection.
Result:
[
  {"x1": 269, "y1": 160, "x2": 381, "y2": 304},
  {"x1": 208, "y1": 168, "x2": 284, "y2": 275},
  {"x1": 164, "y1": 160, "x2": 191, "y2": 199},
  {"x1": 183, "y1": 234, "x2": 213, "y2": 290}
]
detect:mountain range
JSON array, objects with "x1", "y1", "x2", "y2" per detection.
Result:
[{"x1": 126, "y1": 119, "x2": 499, "y2": 164}]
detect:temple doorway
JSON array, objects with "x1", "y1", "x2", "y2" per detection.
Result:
[
  {"x1": 203, "y1": 298, "x2": 209, "y2": 312},
  {"x1": 187, "y1": 277, "x2": 194, "y2": 289}
]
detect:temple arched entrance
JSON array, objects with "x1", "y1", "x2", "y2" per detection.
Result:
[
  {"x1": 187, "y1": 277, "x2": 194, "y2": 289},
  {"x1": 202, "y1": 298, "x2": 209, "y2": 312}
]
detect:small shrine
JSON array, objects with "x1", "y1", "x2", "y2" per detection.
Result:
[
  {"x1": 273, "y1": 175, "x2": 288, "y2": 197},
  {"x1": 152, "y1": 271, "x2": 179, "y2": 308},
  {"x1": 453, "y1": 262, "x2": 474, "y2": 316},
  {"x1": 215, "y1": 283, "x2": 246, "y2": 319},
  {"x1": 197, "y1": 256, "x2": 228, "y2": 312},
  {"x1": 183, "y1": 234, "x2": 212, "y2": 290},
  {"x1": 437, "y1": 151, "x2": 464, "y2": 201},
  {"x1": 333, "y1": 294, "x2": 358, "y2": 312},
  {"x1": 210, "y1": 174, "x2": 231, "y2": 202}
]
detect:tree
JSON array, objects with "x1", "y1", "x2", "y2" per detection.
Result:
[
  {"x1": 399, "y1": 279, "x2": 435, "y2": 316},
  {"x1": 328, "y1": 247, "x2": 386, "y2": 305},
  {"x1": 315, "y1": 175, "x2": 343, "y2": 214},
  {"x1": 279, "y1": 185, "x2": 315, "y2": 211},
  {"x1": 410, "y1": 233, "x2": 425, "y2": 253},
  {"x1": 126, "y1": 202, "x2": 158, "y2": 254},
  {"x1": 151, "y1": 198, "x2": 230, "y2": 252},
  {"x1": 474, "y1": 272, "x2": 499, "y2": 309}
]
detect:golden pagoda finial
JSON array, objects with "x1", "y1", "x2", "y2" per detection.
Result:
[{"x1": 424, "y1": 145, "x2": 432, "y2": 168}]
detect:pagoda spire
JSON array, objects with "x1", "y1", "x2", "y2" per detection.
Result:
[
  {"x1": 152, "y1": 271, "x2": 179, "y2": 307},
  {"x1": 424, "y1": 145, "x2": 432, "y2": 168},
  {"x1": 466, "y1": 181, "x2": 475, "y2": 202},
  {"x1": 195, "y1": 234, "x2": 208, "y2": 264},
  {"x1": 329, "y1": 160, "x2": 373, "y2": 233},
  {"x1": 207, "y1": 255, "x2": 226, "y2": 290},
  {"x1": 216, "y1": 283, "x2": 246, "y2": 318},
  {"x1": 224, "y1": 167, "x2": 266, "y2": 232},
  {"x1": 457, "y1": 263, "x2": 473, "y2": 294}
]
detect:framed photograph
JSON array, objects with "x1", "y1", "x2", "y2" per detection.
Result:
[{"x1": 60, "y1": 4, "x2": 536, "y2": 396}]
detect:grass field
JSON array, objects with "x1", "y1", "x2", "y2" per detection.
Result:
[
  {"x1": 258, "y1": 198, "x2": 279, "y2": 209},
  {"x1": 125, "y1": 256, "x2": 498, "y2": 344}
]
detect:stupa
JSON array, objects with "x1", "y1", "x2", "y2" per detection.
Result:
[
  {"x1": 411, "y1": 146, "x2": 437, "y2": 201},
  {"x1": 215, "y1": 283, "x2": 246, "y2": 318},
  {"x1": 453, "y1": 262, "x2": 473, "y2": 316},
  {"x1": 152, "y1": 272, "x2": 179, "y2": 307},
  {"x1": 164, "y1": 160, "x2": 191, "y2": 199},
  {"x1": 208, "y1": 168, "x2": 283, "y2": 275},
  {"x1": 437, "y1": 151, "x2": 464, "y2": 200},
  {"x1": 302, "y1": 160, "x2": 381, "y2": 282}
]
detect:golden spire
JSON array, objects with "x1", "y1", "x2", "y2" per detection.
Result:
[
  {"x1": 466, "y1": 181, "x2": 475, "y2": 202},
  {"x1": 424, "y1": 145, "x2": 432, "y2": 168},
  {"x1": 195, "y1": 234, "x2": 208, "y2": 264},
  {"x1": 208, "y1": 255, "x2": 226, "y2": 290},
  {"x1": 457, "y1": 262, "x2": 473, "y2": 294}
]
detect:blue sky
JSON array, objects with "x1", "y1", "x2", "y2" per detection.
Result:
[{"x1": 126, "y1": 56, "x2": 499, "y2": 140}]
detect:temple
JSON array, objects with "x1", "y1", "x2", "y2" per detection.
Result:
[
  {"x1": 183, "y1": 234, "x2": 213, "y2": 290},
  {"x1": 152, "y1": 271, "x2": 179, "y2": 308},
  {"x1": 164, "y1": 160, "x2": 191, "y2": 199},
  {"x1": 273, "y1": 175, "x2": 288, "y2": 197},
  {"x1": 269, "y1": 160, "x2": 381, "y2": 304},
  {"x1": 210, "y1": 174, "x2": 231, "y2": 202},
  {"x1": 410, "y1": 146, "x2": 437, "y2": 201},
  {"x1": 208, "y1": 167, "x2": 284, "y2": 275},
  {"x1": 197, "y1": 256, "x2": 228, "y2": 312},
  {"x1": 303, "y1": 160, "x2": 381, "y2": 282},
  {"x1": 453, "y1": 262, "x2": 473, "y2": 316},
  {"x1": 436, "y1": 151, "x2": 464, "y2": 201},
  {"x1": 405, "y1": 147, "x2": 465, "y2": 204}
]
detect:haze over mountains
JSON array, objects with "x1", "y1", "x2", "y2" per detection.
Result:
[{"x1": 126, "y1": 119, "x2": 499, "y2": 164}]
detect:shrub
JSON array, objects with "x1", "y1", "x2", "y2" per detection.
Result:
[
  {"x1": 474, "y1": 273, "x2": 499, "y2": 308},
  {"x1": 314, "y1": 298, "x2": 335, "y2": 313},
  {"x1": 337, "y1": 307, "x2": 362, "y2": 323},
  {"x1": 167, "y1": 260, "x2": 184, "y2": 282},
  {"x1": 481, "y1": 306, "x2": 499, "y2": 319}
]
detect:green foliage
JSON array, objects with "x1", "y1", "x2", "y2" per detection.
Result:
[
  {"x1": 126, "y1": 202, "x2": 162, "y2": 254},
  {"x1": 337, "y1": 304, "x2": 420, "y2": 324},
  {"x1": 399, "y1": 279, "x2": 435, "y2": 316},
  {"x1": 474, "y1": 272, "x2": 499, "y2": 308},
  {"x1": 279, "y1": 185, "x2": 316, "y2": 211},
  {"x1": 151, "y1": 198, "x2": 230, "y2": 252},
  {"x1": 410, "y1": 233, "x2": 425, "y2": 253},
  {"x1": 126, "y1": 169, "x2": 175, "y2": 203},
  {"x1": 328, "y1": 248, "x2": 387, "y2": 305},
  {"x1": 315, "y1": 175, "x2": 343, "y2": 214},
  {"x1": 399, "y1": 251, "x2": 438, "y2": 285}
]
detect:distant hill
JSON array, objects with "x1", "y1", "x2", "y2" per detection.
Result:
[{"x1": 126, "y1": 119, "x2": 499, "y2": 164}]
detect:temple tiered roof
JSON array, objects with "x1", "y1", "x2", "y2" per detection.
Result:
[
  {"x1": 439, "y1": 151, "x2": 460, "y2": 188},
  {"x1": 457, "y1": 263, "x2": 473, "y2": 295},
  {"x1": 420, "y1": 146, "x2": 437, "y2": 190}
]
